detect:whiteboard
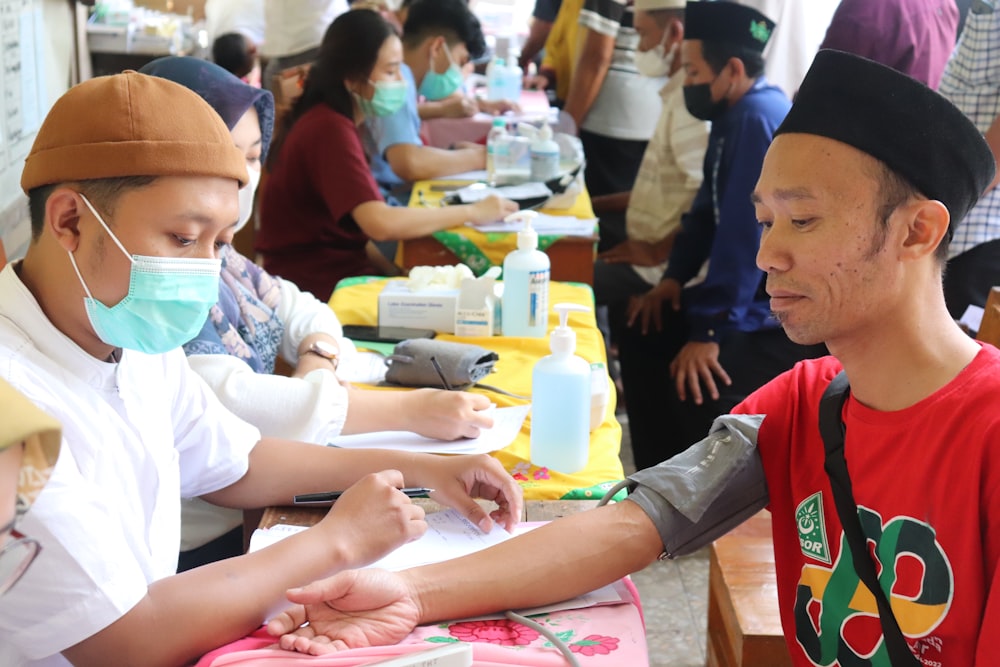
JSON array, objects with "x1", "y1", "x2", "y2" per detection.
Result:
[{"x1": 0, "y1": 0, "x2": 74, "y2": 263}]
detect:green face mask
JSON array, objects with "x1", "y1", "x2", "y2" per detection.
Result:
[
  {"x1": 358, "y1": 79, "x2": 409, "y2": 117},
  {"x1": 419, "y1": 45, "x2": 464, "y2": 101}
]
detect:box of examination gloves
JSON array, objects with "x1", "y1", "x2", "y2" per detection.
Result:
[{"x1": 378, "y1": 266, "x2": 468, "y2": 334}]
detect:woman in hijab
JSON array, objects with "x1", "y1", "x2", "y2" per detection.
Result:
[{"x1": 140, "y1": 56, "x2": 497, "y2": 569}]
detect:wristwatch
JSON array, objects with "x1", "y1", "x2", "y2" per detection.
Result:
[{"x1": 303, "y1": 340, "x2": 340, "y2": 370}]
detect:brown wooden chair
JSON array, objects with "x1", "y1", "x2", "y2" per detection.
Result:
[{"x1": 976, "y1": 287, "x2": 1000, "y2": 347}]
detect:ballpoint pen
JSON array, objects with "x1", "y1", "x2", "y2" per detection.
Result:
[
  {"x1": 293, "y1": 487, "x2": 434, "y2": 505},
  {"x1": 430, "y1": 355, "x2": 453, "y2": 391}
]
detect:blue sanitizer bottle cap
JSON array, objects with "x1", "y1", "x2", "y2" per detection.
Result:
[{"x1": 551, "y1": 302, "x2": 589, "y2": 354}]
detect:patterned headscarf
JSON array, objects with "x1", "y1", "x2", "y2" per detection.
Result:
[{"x1": 141, "y1": 56, "x2": 285, "y2": 373}]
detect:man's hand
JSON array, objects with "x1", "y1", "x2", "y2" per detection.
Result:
[
  {"x1": 317, "y1": 471, "x2": 427, "y2": 569},
  {"x1": 669, "y1": 341, "x2": 732, "y2": 405},
  {"x1": 404, "y1": 389, "x2": 494, "y2": 440},
  {"x1": 477, "y1": 98, "x2": 521, "y2": 115},
  {"x1": 468, "y1": 194, "x2": 518, "y2": 224},
  {"x1": 523, "y1": 73, "x2": 550, "y2": 91},
  {"x1": 626, "y1": 279, "x2": 682, "y2": 335},
  {"x1": 268, "y1": 569, "x2": 420, "y2": 655},
  {"x1": 599, "y1": 239, "x2": 663, "y2": 267},
  {"x1": 439, "y1": 95, "x2": 478, "y2": 118},
  {"x1": 409, "y1": 453, "x2": 523, "y2": 533}
]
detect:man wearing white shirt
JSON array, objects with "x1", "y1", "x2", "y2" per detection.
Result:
[{"x1": 0, "y1": 71, "x2": 521, "y2": 667}]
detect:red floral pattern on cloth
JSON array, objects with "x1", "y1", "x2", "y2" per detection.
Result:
[{"x1": 449, "y1": 620, "x2": 541, "y2": 646}]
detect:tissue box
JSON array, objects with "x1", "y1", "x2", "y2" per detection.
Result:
[{"x1": 378, "y1": 281, "x2": 459, "y2": 333}]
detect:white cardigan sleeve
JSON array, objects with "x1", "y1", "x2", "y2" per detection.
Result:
[
  {"x1": 275, "y1": 277, "x2": 355, "y2": 365},
  {"x1": 187, "y1": 354, "x2": 349, "y2": 443}
]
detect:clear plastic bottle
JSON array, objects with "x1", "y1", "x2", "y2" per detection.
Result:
[
  {"x1": 487, "y1": 57, "x2": 506, "y2": 101},
  {"x1": 501, "y1": 211, "x2": 550, "y2": 337},
  {"x1": 530, "y1": 303, "x2": 592, "y2": 473},
  {"x1": 530, "y1": 122, "x2": 560, "y2": 182},
  {"x1": 486, "y1": 117, "x2": 509, "y2": 186}
]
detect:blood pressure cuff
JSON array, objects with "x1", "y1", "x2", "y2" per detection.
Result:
[
  {"x1": 384, "y1": 339, "x2": 498, "y2": 389},
  {"x1": 624, "y1": 414, "x2": 770, "y2": 558}
]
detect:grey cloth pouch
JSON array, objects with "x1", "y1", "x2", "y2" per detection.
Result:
[{"x1": 384, "y1": 339, "x2": 499, "y2": 389}]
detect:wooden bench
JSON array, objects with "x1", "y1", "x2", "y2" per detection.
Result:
[{"x1": 706, "y1": 511, "x2": 791, "y2": 667}]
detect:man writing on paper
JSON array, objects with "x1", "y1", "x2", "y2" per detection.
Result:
[
  {"x1": 0, "y1": 72, "x2": 521, "y2": 667},
  {"x1": 268, "y1": 50, "x2": 1000, "y2": 665}
]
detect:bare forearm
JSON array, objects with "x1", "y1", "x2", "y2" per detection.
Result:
[
  {"x1": 64, "y1": 528, "x2": 350, "y2": 667},
  {"x1": 386, "y1": 144, "x2": 485, "y2": 183},
  {"x1": 341, "y1": 385, "x2": 420, "y2": 434},
  {"x1": 203, "y1": 438, "x2": 422, "y2": 508},
  {"x1": 354, "y1": 200, "x2": 484, "y2": 240},
  {"x1": 563, "y1": 32, "x2": 613, "y2": 127},
  {"x1": 408, "y1": 501, "x2": 663, "y2": 623}
]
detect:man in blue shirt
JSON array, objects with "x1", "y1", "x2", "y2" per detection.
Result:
[
  {"x1": 619, "y1": 1, "x2": 824, "y2": 470},
  {"x1": 367, "y1": 0, "x2": 488, "y2": 205}
]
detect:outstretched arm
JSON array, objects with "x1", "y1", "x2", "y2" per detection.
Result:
[{"x1": 269, "y1": 500, "x2": 662, "y2": 654}]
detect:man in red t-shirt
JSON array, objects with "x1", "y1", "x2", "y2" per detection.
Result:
[{"x1": 264, "y1": 50, "x2": 1000, "y2": 666}]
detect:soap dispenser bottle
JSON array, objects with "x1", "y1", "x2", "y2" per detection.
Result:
[
  {"x1": 501, "y1": 211, "x2": 550, "y2": 337},
  {"x1": 530, "y1": 303, "x2": 591, "y2": 473},
  {"x1": 530, "y1": 122, "x2": 560, "y2": 182}
]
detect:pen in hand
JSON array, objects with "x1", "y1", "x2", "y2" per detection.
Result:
[
  {"x1": 293, "y1": 487, "x2": 434, "y2": 506},
  {"x1": 430, "y1": 355, "x2": 453, "y2": 391}
]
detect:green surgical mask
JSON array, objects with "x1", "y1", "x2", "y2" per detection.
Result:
[
  {"x1": 419, "y1": 46, "x2": 464, "y2": 101},
  {"x1": 358, "y1": 79, "x2": 409, "y2": 117}
]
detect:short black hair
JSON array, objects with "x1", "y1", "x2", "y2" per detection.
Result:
[
  {"x1": 27, "y1": 176, "x2": 158, "y2": 241},
  {"x1": 402, "y1": 0, "x2": 485, "y2": 60},
  {"x1": 700, "y1": 40, "x2": 765, "y2": 79},
  {"x1": 212, "y1": 32, "x2": 255, "y2": 79}
]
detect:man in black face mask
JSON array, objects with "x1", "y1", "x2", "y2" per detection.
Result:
[{"x1": 620, "y1": 0, "x2": 825, "y2": 471}]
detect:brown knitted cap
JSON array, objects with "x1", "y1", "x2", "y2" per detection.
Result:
[{"x1": 21, "y1": 71, "x2": 248, "y2": 193}]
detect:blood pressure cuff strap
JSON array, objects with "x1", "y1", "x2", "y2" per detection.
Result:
[{"x1": 624, "y1": 414, "x2": 770, "y2": 558}]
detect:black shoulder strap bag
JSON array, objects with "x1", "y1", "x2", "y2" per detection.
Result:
[{"x1": 819, "y1": 371, "x2": 920, "y2": 666}]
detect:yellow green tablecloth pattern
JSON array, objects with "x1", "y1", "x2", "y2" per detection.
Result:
[
  {"x1": 330, "y1": 276, "x2": 625, "y2": 500},
  {"x1": 404, "y1": 180, "x2": 597, "y2": 276}
]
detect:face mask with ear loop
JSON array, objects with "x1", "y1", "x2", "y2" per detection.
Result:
[
  {"x1": 419, "y1": 41, "x2": 464, "y2": 100},
  {"x1": 68, "y1": 194, "x2": 222, "y2": 355},
  {"x1": 635, "y1": 34, "x2": 677, "y2": 79},
  {"x1": 235, "y1": 165, "x2": 262, "y2": 234},
  {"x1": 356, "y1": 78, "x2": 410, "y2": 117}
]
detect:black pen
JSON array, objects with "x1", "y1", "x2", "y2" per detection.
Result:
[
  {"x1": 430, "y1": 355, "x2": 453, "y2": 391},
  {"x1": 293, "y1": 487, "x2": 434, "y2": 506}
]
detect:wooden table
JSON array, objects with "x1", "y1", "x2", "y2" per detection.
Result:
[{"x1": 706, "y1": 511, "x2": 791, "y2": 667}]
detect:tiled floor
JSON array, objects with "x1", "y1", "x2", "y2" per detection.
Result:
[{"x1": 618, "y1": 414, "x2": 711, "y2": 667}]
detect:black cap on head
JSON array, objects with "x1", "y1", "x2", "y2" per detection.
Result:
[
  {"x1": 776, "y1": 50, "x2": 995, "y2": 230},
  {"x1": 684, "y1": 1, "x2": 775, "y2": 52}
]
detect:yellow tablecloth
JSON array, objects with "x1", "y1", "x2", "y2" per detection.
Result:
[
  {"x1": 329, "y1": 276, "x2": 624, "y2": 500},
  {"x1": 403, "y1": 180, "x2": 597, "y2": 275}
]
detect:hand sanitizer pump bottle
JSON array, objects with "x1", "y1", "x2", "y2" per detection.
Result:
[
  {"x1": 501, "y1": 211, "x2": 550, "y2": 337},
  {"x1": 530, "y1": 303, "x2": 591, "y2": 473}
]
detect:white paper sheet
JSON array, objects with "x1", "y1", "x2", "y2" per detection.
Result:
[
  {"x1": 471, "y1": 212, "x2": 597, "y2": 237},
  {"x1": 328, "y1": 404, "x2": 529, "y2": 455}
]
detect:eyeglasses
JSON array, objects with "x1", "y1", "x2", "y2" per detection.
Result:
[{"x1": 0, "y1": 529, "x2": 41, "y2": 596}]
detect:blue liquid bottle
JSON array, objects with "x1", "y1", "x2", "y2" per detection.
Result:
[
  {"x1": 530, "y1": 303, "x2": 591, "y2": 473},
  {"x1": 501, "y1": 211, "x2": 550, "y2": 337}
]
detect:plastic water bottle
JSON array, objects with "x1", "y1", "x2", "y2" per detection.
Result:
[
  {"x1": 504, "y1": 59, "x2": 523, "y2": 103},
  {"x1": 486, "y1": 117, "x2": 510, "y2": 186},
  {"x1": 487, "y1": 57, "x2": 507, "y2": 101},
  {"x1": 501, "y1": 211, "x2": 550, "y2": 337},
  {"x1": 530, "y1": 122, "x2": 560, "y2": 182},
  {"x1": 530, "y1": 303, "x2": 592, "y2": 473}
]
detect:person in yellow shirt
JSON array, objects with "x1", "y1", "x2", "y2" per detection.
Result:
[{"x1": 526, "y1": 0, "x2": 584, "y2": 104}]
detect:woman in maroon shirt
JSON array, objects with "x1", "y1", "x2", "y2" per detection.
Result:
[{"x1": 257, "y1": 10, "x2": 515, "y2": 301}]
